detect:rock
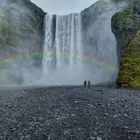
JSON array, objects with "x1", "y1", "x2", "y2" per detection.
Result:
[
  {"x1": 104, "y1": 113, "x2": 109, "y2": 117},
  {"x1": 74, "y1": 101, "x2": 79, "y2": 103},
  {"x1": 25, "y1": 135, "x2": 30, "y2": 139},
  {"x1": 90, "y1": 136, "x2": 96, "y2": 140},
  {"x1": 128, "y1": 131, "x2": 139, "y2": 135},
  {"x1": 93, "y1": 131, "x2": 97, "y2": 135},
  {"x1": 96, "y1": 136, "x2": 102, "y2": 140},
  {"x1": 123, "y1": 126, "x2": 129, "y2": 129},
  {"x1": 38, "y1": 117, "x2": 44, "y2": 121},
  {"x1": 71, "y1": 114, "x2": 75, "y2": 117},
  {"x1": 124, "y1": 113, "x2": 129, "y2": 117},
  {"x1": 87, "y1": 104, "x2": 94, "y2": 108},
  {"x1": 113, "y1": 114, "x2": 119, "y2": 118},
  {"x1": 97, "y1": 89, "x2": 104, "y2": 94},
  {"x1": 97, "y1": 89, "x2": 103, "y2": 92}
]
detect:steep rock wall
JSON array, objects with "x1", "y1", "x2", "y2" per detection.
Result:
[
  {"x1": 0, "y1": 0, "x2": 45, "y2": 84},
  {"x1": 112, "y1": 0, "x2": 140, "y2": 88}
]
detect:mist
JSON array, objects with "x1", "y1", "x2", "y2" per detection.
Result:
[
  {"x1": 38, "y1": 0, "x2": 130, "y2": 86},
  {"x1": 31, "y1": 0, "x2": 99, "y2": 14},
  {"x1": 0, "y1": 0, "x2": 131, "y2": 86},
  {"x1": 0, "y1": 0, "x2": 42, "y2": 86}
]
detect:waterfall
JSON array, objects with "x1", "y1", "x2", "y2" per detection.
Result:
[
  {"x1": 43, "y1": 13, "x2": 83, "y2": 85},
  {"x1": 42, "y1": 12, "x2": 118, "y2": 85}
]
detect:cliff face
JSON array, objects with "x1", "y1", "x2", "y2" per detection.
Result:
[
  {"x1": 81, "y1": 0, "x2": 131, "y2": 55},
  {"x1": 0, "y1": 0, "x2": 45, "y2": 84},
  {"x1": 112, "y1": 0, "x2": 140, "y2": 88},
  {"x1": 81, "y1": 0, "x2": 131, "y2": 84}
]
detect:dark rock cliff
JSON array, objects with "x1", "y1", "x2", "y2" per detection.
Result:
[
  {"x1": 112, "y1": 0, "x2": 140, "y2": 88},
  {"x1": 0, "y1": 0, "x2": 45, "y2": 84}
]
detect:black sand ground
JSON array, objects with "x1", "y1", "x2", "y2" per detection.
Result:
[{"x1": 0, "y1": 86, "x2": 139, "y2": 140}]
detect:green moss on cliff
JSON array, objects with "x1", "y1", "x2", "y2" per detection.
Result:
[
  {"x1": 0, "y1": 12, "x2": 40, "y2": 49},
  {"x1": 0, "y1": 12, "x2": 9, "y2": 45},
  {"x1": 117, "y1": 30, "x2": 140, "y2": 88},
  {"x1": 112, "y1": 2, "x2": 140, "y2": 88},
  {"x1": 112, "y1": 5, "x2": 134, "y2": 31}
]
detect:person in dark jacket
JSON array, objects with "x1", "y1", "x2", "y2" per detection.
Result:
[
  {"x1": 88, "y1": 80, "x2": 91, "y2": 88},
  {"x1": 84, "y1": 80, "x2": 87, "y2": 88}
]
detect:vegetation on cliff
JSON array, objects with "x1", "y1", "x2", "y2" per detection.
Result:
[
  {"x1": 112, "y1": 0, "x2": 140, "y2": 88},
  {"x1": 0, "y1": 0, "x2": 45, "y2": 84},
  {"x1": 118, "y1": 30, "x2": 140, "y2": 88}
]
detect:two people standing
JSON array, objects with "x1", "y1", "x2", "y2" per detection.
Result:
[{"x1": 84, "y1": 80, "x2": 91, "y2": 88}]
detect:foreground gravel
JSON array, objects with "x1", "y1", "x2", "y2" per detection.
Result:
[{"x1": 0, "y1": 86, "x2": 139, "y2": 140}]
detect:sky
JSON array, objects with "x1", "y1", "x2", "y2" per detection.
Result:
[{"x1": 31, "y1": 0, "x2": 99, "y2": 15}]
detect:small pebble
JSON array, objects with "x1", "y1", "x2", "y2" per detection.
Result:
[{"x1": 97, "y1": 136, "x2": 102, "y2": 140}]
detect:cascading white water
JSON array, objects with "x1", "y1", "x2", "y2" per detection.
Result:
[
  {"x1": 43, "y1": 13, "x2": 83, "y2": 85},
  {"x1": 42, "y1": 12, "x2": 118, "y2": 85}
]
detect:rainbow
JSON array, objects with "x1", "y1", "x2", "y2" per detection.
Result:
[{"x1": 0, "y1": 49, "x2": 119, "y2": 73}]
